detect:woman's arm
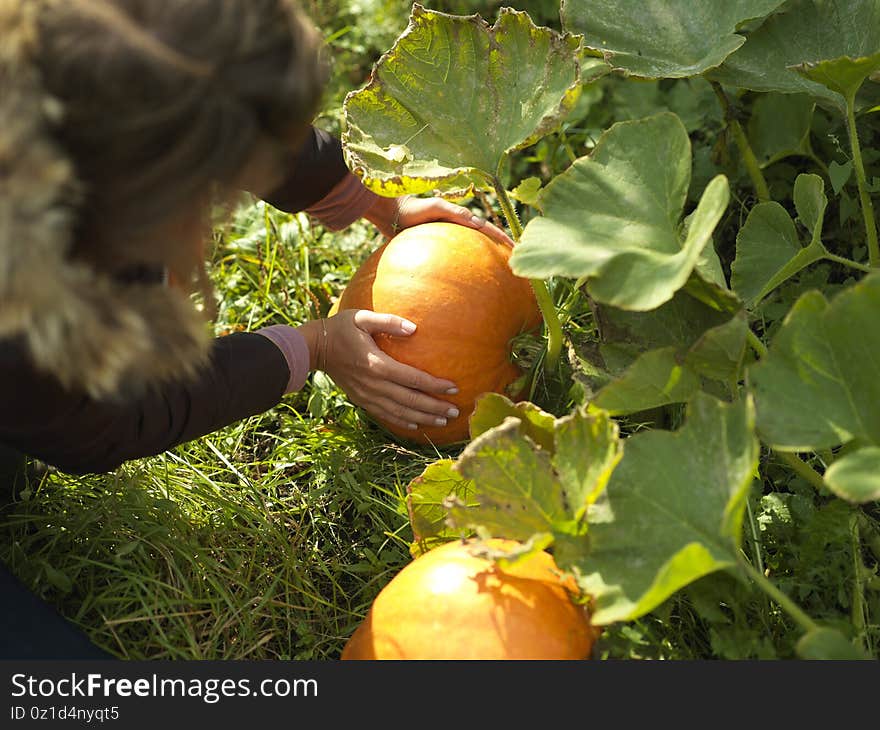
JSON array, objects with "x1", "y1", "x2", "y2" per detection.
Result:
[
  {"x1": 0, "y1": 333, "x2": 289, "y2": 475},
  {"x1": 263, "y1": 126, "x2": 351, "y2": 213}
]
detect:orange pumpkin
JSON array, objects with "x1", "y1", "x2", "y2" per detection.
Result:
[
  {"x1": 340, "y1": 538, "x2": 595, "y2": 660},
  {"x1": 331, "y1": 221, "x2": 542, "y2": 445}
]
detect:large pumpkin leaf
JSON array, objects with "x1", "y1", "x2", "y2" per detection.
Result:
[
  {"x1": 595, "y1": 291, "x2": 733, "y2": 355},
  {"x1": 584, "y1": 316, "x2": 749, "y2": 413},
  {"x1": 709, "y1": 0, "x2": 880, "y2": 112},
  {"x1": 448, "y1": 417, "x2": 575, "y2": 541},
  {"x1": 749, "y1": 272, "x2": 880, "y2": 450},
  {"x1": 447, "y1": 403, "x2": 623, "y2": 537},
  {"x1": 466, "y1": 393, "x2": 622, "y2": 517},
  {"x1": 341, "y1": 4, "x2": 584, "y2": 197},
  {"x1": 560, "y1": 0, "x2": 786, "y2": 79},
  {"x1": 571, "y1": 393, "x2": 759, "y2": 625},
  {"x1": 510, "y1": 112, "x2": 730, "y2": 311},
  {"x1": 594, "y1": 291, "x2": 730, "y2": 352},
  {"x1": 407, "y1": 396, "x2": 622, "y2": 557}
]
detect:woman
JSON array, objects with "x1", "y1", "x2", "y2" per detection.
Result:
[{"x1": 0, "y1": 0, "x2": 510, "y2": 658}]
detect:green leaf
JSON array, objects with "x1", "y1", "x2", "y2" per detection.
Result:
[
  {"x1": 446, "y1": 404, "x2": 623, "y2": 543},
  {"x1": 730, "y1": 188, "x2": 828, "y2": 309},
  {"x1": 468, "y1": 392, "x2": 556, "y2": 452},
  {"x1": 794, "y1": 51, "x2": 880, "y2": 106},
  {"x1": 796, "y1": 627, "x2": 873, "y2": 659},
  {"x1": 572, "y1": 393, "x2": 759, "y2": 625},
  {"x1": 595, "y1": 291, "x2": 732, "y2": 355},
  {"x1": 405, "y1": 459, "x2": 474, "y2": 547},
  {"x1": 561, "y1": 0, "x2": 786, "y2": 79},
  {"x1": 748, "y1": 93, "x2": 816, "y2": 167},
  {"x1": 823, "y1": 447, "x2": 880, "y2": 503},
  {"x1": 709, "y1": 0, "x2": 880, "y2": 112},
  {"x1": 683, "y1": 268, "x2": 744, "y2": 314},
  {"x1": 749, "y1": 272, "x2": 880, "y2": 450},
  {"x1": 591, "y1": 346, "x2": 701, "y2": 414},
  {"x1": 829, "y1": 160, "x2": 854, "y2": 194},
  {"x1": 509, "y1": 176, "x2": 544, "y2": 210},
  {"x1": 553, "y1": 408, "x2": 623, "y2": 518},
  {"x1": 448, "y1": 417, "x2": 578, "y2": 541},
  {"x1": 684, "y1": 312, "x2": 750, "y2": 382},
  {"x1": 575, "y1": 294, "x2": 745, "y2": 402},
  {"x1": 510, "y1": 112, "x2": 730, "y2": 311},
  {"x1": 341, "y1": 4, "x2": 583, "y2": 197},
  {"x1": 793, "y1": 173, "x2": 828, "y2": 240}
]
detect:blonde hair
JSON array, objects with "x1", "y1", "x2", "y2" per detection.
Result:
[{"x1": 0, "y1": 0, "x2": 327, "y2": 397}]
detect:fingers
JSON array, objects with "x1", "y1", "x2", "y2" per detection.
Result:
[
  {"x1": 396, "y1": 197, "x2": 516, "y2": 248},
  {"x1": 367, "y1": 386, "x2": 461, "y2": 432},
  {"x1": 348, "y1": 362, "x2": 461, "y2": 432},
  {"x1": 352, "y1": 309, "x2": 418, "y2": 337},
  {"x1": 469, "y1": 216, "x2": 516, "y2": 248},
  {"x1": 351, "y1": 310, "x2": 458, "y2": 394},
  {"x1": 437, "y1": 201, "x2": 516, "y2": 248},
  {"x1": 323, "y1": 309, "x2": 461, "y2": 430}
]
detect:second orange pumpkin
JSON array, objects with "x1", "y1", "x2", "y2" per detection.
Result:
[{"x1": 331, "y1": 221, "x2": 542, "y2": 445}]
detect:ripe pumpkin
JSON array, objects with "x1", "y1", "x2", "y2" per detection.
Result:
[
  {"x1": 340, "y1": 538, "x2": 595, "y2": 660},
  {"x1": 331, "y1": 221, "x2": 542, "y2": 445}
]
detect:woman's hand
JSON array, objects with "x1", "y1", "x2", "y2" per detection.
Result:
[
  {"x1": 298, "y1": 312, "x2": 461, "y2": 432},
  {"x1": 363, "y1": 193, "x2": 514, "y2": 247}
]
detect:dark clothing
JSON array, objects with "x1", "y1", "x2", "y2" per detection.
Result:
[
  {"x1": 0, "y1": 564, "x2": 116, "y2": 659},
  {"x1": 0, "y1": 126, "x2": 348, "y2": 658},
  {"x1": 266, "y1": 125, "x2": 351, "y2": 213},
  {"x1": 0, "y1": 332, "x2": 288, "y2": 475}
]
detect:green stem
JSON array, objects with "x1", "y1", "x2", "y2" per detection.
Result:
[
  {"x1": 844, "y1": 94, "x2": 879, "y2": 267},
  {"x1": 746, "y1": 329, "x2": 768, "y2": 359},
  {"x1": 775, "y1": 449, "x2": 827, "y2": 493},
  {"x1": 491, "y1": 177, "x2": 562, "y2": 371},
  {"x1": 745, "y1": 498, "x2": 765, "y2": 576},
  {"x1": 850, "y1": 512, "x2": 870, "y2": 655},
  {"x1": 737, "y1": 554, "x2": 820, "y2": 634},
  {"x1": 711, "y1": 82, "x2": 771, "y2": 204},
  {"x1": 824, "y1": 252, "x2": 873, "y2": 273}
]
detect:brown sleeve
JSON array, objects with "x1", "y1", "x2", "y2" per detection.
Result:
[
  {"x1": 264, "y1": 126, "x2": 351, "y2": 213},
  {"x1": 0, "y1": 332, "x2": 289, "y2": 475}
]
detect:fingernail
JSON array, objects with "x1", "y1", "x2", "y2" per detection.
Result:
[
  {"x1": 446, "y1": 408, "x2": 459, "y2": 418},
  {"x1": 407, "y1": 423, "x2": 418, "y2": 431},
  {"x1": 470, "y1": 214, "x2": 483, "y2": 226},
  {"x1": 434, "y1": 417, "x2": 447, "y2": 427},
  {"x1": 400, "y1": 320, "x2": 417, "y2": 334},
  {"x1": 445, "y1": 387, "x2": 459, "y2": 395}
]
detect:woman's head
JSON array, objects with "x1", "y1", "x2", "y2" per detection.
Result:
[
  {"x1": 39, "y1": 0, "x2": 328, "y2": 227},
  {"x1": 0, "y1": 0, "x2": 328, "y2": 396}
]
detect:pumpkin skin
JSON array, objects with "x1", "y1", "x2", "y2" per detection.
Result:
[
  {"x1": 340, "y1": 538, "x2": 595, "y2": 660},
  {"x1": 332, "y1": 221, "x2": 542, "y2": 445}
]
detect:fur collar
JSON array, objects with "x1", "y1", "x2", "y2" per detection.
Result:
[{"x1": 0, "y1": 0, "x2": 212, "y2": 398}]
